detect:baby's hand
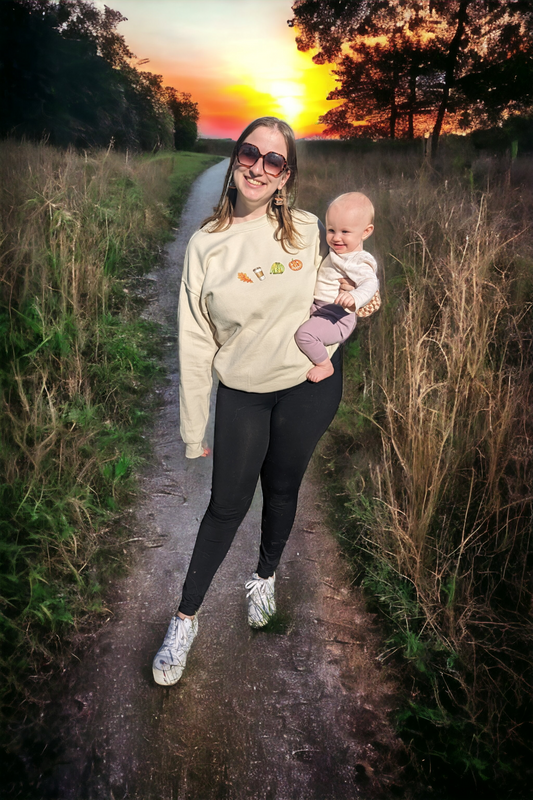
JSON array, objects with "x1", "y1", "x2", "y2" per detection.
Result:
[{"x1": 335, "y1": 290, "x2": 356, "y2": 311}]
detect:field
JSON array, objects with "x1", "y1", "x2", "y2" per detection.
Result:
[
  {"x1": 297, "y1": 138, "x2": 533, "y2": 794},
  {"x1": 1, "y1": 135, "x2": 531, "y2": 796},
  {"x1": 0, "y1": 142, "x2": 221, "y2": 737}
]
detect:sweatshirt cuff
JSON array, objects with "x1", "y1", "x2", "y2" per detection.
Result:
[{"x1": 185, "y1": 442, "x2": 205, "y2": 459}]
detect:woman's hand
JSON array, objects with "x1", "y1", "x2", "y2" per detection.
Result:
[
  {"x1": 338, "y1": 276, "x2": 356, "y2": 292},
  {"x1": 200, "y1": 446, "x2": 212, "y2": 458}
]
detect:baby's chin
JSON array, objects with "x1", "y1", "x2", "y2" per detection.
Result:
[
  {"x1": 330, "y1": 243, "x2": 362, "y2": 255},
  {"x1": 331, "y1": 246, "x2": 351, "y2": 255}
]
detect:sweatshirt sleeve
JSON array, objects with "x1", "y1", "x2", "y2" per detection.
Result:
[
  {"x1": 347, "y1": 253, "x2": 380, "y2": 311},
  {"x1": 317, "y1": 218, "x2": 329, "y2": 265},
  {"x1": 178, "y1": 239, "x2": 219, "y2": 458}
]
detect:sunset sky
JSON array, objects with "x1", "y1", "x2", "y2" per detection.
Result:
[{"x1": 97, "y1": 0, "x2": 338, "y2": 139}]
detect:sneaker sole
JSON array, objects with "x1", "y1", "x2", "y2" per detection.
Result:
[
  {"x1": 152, "y1": 617, "x2": 198, "y2": 686},
  {"x1": 152, "y1": 662, "x2": 184, "y2": 686}
]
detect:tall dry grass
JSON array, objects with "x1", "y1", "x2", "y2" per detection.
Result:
[
  {"x1": 1, "y1": 141, "x2": 173, "y2": 311},
  {"x1": 298, "y1": 139, "x2": 533, "y2": 792},
  {"x1": 0, "y1": 141, "x2": 217, "y2": 718}
]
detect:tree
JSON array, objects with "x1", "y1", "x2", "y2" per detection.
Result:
[
  {"x1": 165, "y1": 88, "x2": 199, "y2": 151},
  {"x1": 53, "y1": 0, "x2": 135, "y2": 67},
  {"x1": 0, "y1": 0, "x2": 129, "y2": 147},
  {"x1": 320, "y1": 23, "x2": 441, "y2": 139},
  {"x1": 10, "y1": 0, "x2": 135, "y2": 66},
  {"x1": 0, "y1": 0, "x2": 199, "y2": 152},
  {"x1": 289, "y1": 0, "x2": 533, "y2": 153},
  {"x1": 120, "y1": 66, "x2": 175, "y2": 151}
]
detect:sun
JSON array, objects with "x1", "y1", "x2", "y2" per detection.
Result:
[
  {"x1": 264, "y1": 54, "x2": 338, "y2": 137},
  {"x1": 187, "y1": 29, "x2": 339, "y2": 138},
  {"x1": 269, "y1": 81, "x2": 304, "y2": 127},
  {"x1": 277, "y1": 95, "x2": 304, "y2": 124}
]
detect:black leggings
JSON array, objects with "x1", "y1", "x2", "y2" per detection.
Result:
[{"x1": 178, "y1": 348, "x2": 343, "y2": 615}]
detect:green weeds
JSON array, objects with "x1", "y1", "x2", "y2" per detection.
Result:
[
  {"x1": 0, "y1": 142, "x2": 220, "y2": 727},
  {"x1": 255, "y1": 611, "x2": 293, "y2": 636}
]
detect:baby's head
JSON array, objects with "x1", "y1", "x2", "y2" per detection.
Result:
[{"x1": 326, "y1": 192, "x2": 374, "y2": 255}]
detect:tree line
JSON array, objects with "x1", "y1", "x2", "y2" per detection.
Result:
[
  {"x1": 289, "y1": 0, "x2": 533, "y2": 153},
  {"x1": 0, "y1": 0, "x2": 199, "y2": 151}
]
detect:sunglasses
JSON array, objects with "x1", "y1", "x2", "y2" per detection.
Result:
[{"x1": 236, "y1": 143, "x2": 288, "y2": 178}]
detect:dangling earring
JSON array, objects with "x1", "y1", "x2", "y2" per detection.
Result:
[
  {"x1": 228, "y1": 174, "x2": 236, "y2": 189},
  {"x1": 273, "y1": 188, "x2": 285, "y2": 206}
]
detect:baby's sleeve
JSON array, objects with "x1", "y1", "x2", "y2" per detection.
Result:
[{"x1": 346, "y1": 253, "x2": 379, "y2": 311}]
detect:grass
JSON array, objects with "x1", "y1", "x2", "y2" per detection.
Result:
[
  {"x1": 297, "y1": 137, "x2": 533, "y2": 797},
  {"x1": 254, "y1": 611, "x2": 293, "y2": 635},
  {"x1": 0, "y1": 141, "x2": 221, "y2": 734},
  {"x1": 3, "y1": 132, "x2": 531, "y2": 796}
]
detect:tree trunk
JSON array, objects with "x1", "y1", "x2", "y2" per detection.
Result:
[
  {"x1": 390, "y1": 96, "x2": 397, "y2": 140},
  {"x1": 431, "y1": 0, "x2": 471, "y2": 158},
  {"x1": 390, "y1": 70, "x2": 399, "y2": 140},
  {"x1": 408, "y1": 71, "x2": 416, "y2": 139}
]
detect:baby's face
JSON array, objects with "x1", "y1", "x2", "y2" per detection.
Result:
[{"x1": 326, "y1": 202, "x2": 374, "y2": 255}]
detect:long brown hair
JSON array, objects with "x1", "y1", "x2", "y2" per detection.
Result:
[{"x1": 201, "y1": 117, "x2": 302, "y2": 252}]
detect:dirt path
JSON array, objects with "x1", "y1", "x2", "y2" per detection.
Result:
[{"x1": 41, "y1": 161, "x2": 404, "y2": 800}]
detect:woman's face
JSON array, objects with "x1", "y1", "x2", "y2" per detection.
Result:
[{"x1": 232, "y1": 126, "x2": 290, "y2": 216}]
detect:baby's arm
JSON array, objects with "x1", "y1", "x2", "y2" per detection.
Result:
[{"x1": 335, "y1": 256, "x2": 379, "y2": 311}]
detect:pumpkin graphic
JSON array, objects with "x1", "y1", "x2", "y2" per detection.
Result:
[{"x1": 289, "y1": 259, "x2": 303, "y2": 271}]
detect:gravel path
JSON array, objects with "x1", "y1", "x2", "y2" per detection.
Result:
[{"x1": 42, "y1": 160, "x2": 404, "y2": 800}]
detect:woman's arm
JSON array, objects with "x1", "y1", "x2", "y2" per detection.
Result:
[{"x1": 178, "y1": 242, "x2": 219, "y2": 458}]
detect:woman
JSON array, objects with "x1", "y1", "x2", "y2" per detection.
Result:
[{"x1": 153, "y1": 117, "x2": 344, "y2": 686}]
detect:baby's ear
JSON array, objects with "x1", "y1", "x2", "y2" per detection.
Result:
[{"x1": 362, "y1": 223, "x2": 374, "y2": 240}]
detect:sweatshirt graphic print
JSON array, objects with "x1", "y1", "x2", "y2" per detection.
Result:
[{"x1": 178, "y1": 211, "x2": 329, "y2": 457}]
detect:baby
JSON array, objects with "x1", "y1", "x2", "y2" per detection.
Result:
[{"x1": 295, "y1": 191, "x2": 380, "y2": 382}]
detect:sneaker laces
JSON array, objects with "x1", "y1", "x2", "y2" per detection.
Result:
[{"x1": 245, "y1": 575, "x2": 272, "y2": 598}]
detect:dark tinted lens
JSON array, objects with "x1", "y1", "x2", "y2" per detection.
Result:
[
  {"x1": 237, "y1": 143, "x2": 260, "y2": 167},
  {"x1": 263, "y1": 152, "x2": 286, "y2": 176}
]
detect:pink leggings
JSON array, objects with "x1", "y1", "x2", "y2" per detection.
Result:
[{"x1": 295, "y1": 301, "x2": 356, "y2": 364}]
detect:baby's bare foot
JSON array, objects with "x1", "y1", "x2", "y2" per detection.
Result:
[{"x1": 307, "y1": 359, "x2": 334, "y2": 383}]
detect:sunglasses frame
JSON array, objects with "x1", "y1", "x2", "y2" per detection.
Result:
[{"x1": 235, "y1": 143, "x2": 288, "y2": 178}]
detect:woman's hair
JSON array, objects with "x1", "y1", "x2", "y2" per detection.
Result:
[{"x1": 201, "y1": 116, "x2": 302, "y2": 252}]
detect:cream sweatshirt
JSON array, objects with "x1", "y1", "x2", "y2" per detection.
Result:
[
  {"x1": 178, "y1": 210, "x2": 329, "y2": 458},
  {"x1": 314, "y1": 248, "x2": 379, "y2": 311}
]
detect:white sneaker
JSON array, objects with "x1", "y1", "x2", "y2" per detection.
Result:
[
  {"x1": 245, "y1": 573, "x2": 276, "y2": 628},
  {"x1": 152, "y1": 615, "x2": 198, "y2": 685}
]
